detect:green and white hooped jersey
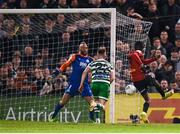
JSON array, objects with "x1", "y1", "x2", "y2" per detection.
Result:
[{"x1": 88, "y1": 59, "x2": 113, "y2": 85}]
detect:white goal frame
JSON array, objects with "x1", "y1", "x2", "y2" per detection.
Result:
[{"x1": 0, "y1": 8, "x2": 116, "y2": 123}]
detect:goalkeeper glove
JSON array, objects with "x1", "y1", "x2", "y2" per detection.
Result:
[
  {"x1": 51, "y1": 68, "x2": 61, "y2": 78},
  {"x1": 47, "y1": 68, "x2": 61, "y2": 85}
]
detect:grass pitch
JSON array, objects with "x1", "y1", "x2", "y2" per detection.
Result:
[{"x1": 0, "y1": 120, "x2": 180, "y2": 133}]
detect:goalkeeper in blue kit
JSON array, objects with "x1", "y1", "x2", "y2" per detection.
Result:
[{"x1": 48, "y1": 42, "x2": 96, "y2": 122}]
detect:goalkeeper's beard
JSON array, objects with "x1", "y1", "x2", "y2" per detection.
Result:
[{"x1": 80, "y1": 50, "x2": 88, "y2": 56}]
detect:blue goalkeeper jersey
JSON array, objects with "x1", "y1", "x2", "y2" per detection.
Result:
[
  {"x1": 60, "y1": 53, "x2": 93, "y2": 97},
  {"x1": 60, "y1": 53, "x2": 93, "y2": 85},
  {"x1": 70, "y1": 54, "x2": 92, "y2": 85}
]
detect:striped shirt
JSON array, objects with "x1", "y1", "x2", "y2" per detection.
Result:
[{"x1": 88, "y1": 59, "x2": 113, "y2": 84}]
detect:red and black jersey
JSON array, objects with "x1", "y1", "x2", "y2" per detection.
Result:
[{"x1": 128, "y1": 50, "x2": 157, "y2": 82}]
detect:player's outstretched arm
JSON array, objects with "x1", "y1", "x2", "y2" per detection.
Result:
[
  {"x1": 47, "y1": 54, "x2": 75, "y2": 85},
  {"x1": 78, "y1": 66, "x2": 91, "y2": 93}
]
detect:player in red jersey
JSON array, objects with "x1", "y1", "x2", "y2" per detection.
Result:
[{"x1": 128, "y1": 41, "x2": 174, "y2": 123}]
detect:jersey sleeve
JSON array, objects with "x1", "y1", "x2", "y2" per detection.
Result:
[
  {"x1": 141, "y1": 57, "x2": 157, "y2": 65},
  {"x1": 136, "y1": 51, "x2": 157, "y2": 65},
  {"x1": 87, "y1": 62, "x2": 93, "y2": 70},
  {"x1": 59, "y1": 54, "x2": 76, "y2": 72}
]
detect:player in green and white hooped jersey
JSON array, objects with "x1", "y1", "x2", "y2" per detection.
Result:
[{"x1": 79, "y1": 47, "x2": 115, "y2": 123}]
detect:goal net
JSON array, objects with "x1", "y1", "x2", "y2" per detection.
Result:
[
  {"x1": 0, "y1": 9, "x2": 116, "y2": 123},
  {"x1": 0, "y1": 9, "x2": 152, "y2": 123},
  {"x1": 114, "y1": 13, "x2": 152, "y2": 123}
]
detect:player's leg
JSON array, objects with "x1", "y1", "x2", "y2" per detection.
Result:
[
  {"x1": 94, "y1": 98, "x2": 107, "y2": 123},
  {"x1": 50, "y1": 85, "x2": 73, "y2": 121},
  {"x1": 91, "y1": 82, "x2": 110, "y2": 123},
  {"x1": 140, "y1": 92, "x2": 150, "y2": 123},
  {"x1": 50, "y1": 93, "x2": 71, "y2": 122},
  {"x1": 83, "y1": 95, "x2": 97, "y2": 122},
  {"x1": 82, "y1": 83, "x2": 97, "y2": 122},
  {"x1": 134, "y1": 80, "x2": 150, "y2": 123},
  {"x1": 146, "y1": 75, "x2": 174, "y2": 99},
  {"x1": 146, "y1": 75, "x2": 165, "y2": 97}
]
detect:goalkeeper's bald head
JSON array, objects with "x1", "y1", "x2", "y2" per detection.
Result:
[{"x1": 79, "y1": 42, "x2": 88, "y2": 56}]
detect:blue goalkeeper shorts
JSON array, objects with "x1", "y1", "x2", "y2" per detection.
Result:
[{"x1": 65, "y1": 83, "x2": 93, "y2": 97}]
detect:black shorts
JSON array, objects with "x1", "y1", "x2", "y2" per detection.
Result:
[{"x1": 133, "y1": 75, "x2": 159, "y2": 95}]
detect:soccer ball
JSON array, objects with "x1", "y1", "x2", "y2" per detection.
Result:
[{"x1": 125, "y1": 84, "x2": 136, "y2": 95}]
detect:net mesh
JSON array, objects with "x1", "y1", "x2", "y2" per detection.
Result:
[
  {"x1": 0, "y1": 10, "x2": 152, "y2": 123},
  {"x1": 0, "y1": 11, "x2": 111, "y2": 123},
  {"x1": 115, "y1": 13, "x2": 152, "y2": 123}
]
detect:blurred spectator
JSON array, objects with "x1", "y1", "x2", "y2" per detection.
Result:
[
  {"x1": 5, "y1": 18, "x2": 16, "y2": 38},
  {"x1": 6, "y1": 77, "x2": 15, "y2": 90},
  {"x1": 127, "y1": 6, "x2": 143, "y2": 19},
  {"x1": 175, "y1": 71, "x2": 180, "y2": 87},
  {"x1": 149, "y1": 61, "x2": 158, "y2": 74},
  {"x1": 33, "y1": 68, "x2": 44, "y2": 92},
  {"x1": 54, "y1": 75, "x2": 68, "y2": 92},
  {"x1": 21, "y1": 24, "x2": 31, "y2": 35},
  {"x1": 21, "y1": 46, "x2": 34, "y2": 69},
  {"x1": 41, "y1": 47, "x2": 54, "y2": 69},
  {"x1": 133, "y1": 0, "x2": 150, "y2": 18},
  {"x1": 34, "y1": 53, "x2": 43, "y2": 68},
  {"x1": 122, "y1": 69, "x2": 131, "y2": 82},
  {"x1": 175, "y1": 22, "x2": 180, "y2": 40},
  {"x1": 53, "y1": 0, "x2": 69, "y2": 8},
  {"x1": 19, "y1": 0, "x2": 28, "y2": 8},
  {"x1": 170, "y1": 79, "x2": 180, "y2": 93},
  {"x1": 70, "y1": 0, "x2": 79, "y2": 8},
  {"x1": 115, "y1": 78, "x2": 126, "y2": 94},
  {"x1": 147, "y1": 2, "x2": 161, "y2": 41},
  {"x1": 160, "y1": 30, "x2": 174, "y2": 59},
  {"x1": 1, "y1": 1, "x2": 8, "y2": 8},
  {"x1": 0, "y1": 21, "x2": 7, "y2": 38},
  {"x1": 170, "y1": 47, "x2": 179, "y2": 68},
  {"x1": 158, "y1": 55, "x2": 167, "y2": 69},
  {"x1": 5, "y1": 62, "x2": 17, "y2": 78},
  {"x1": 44, "y1": 19, "x2": 55, "y2": 33},
  {"x1": 0, "y1": 14, "x2": 4, "y2": 22},
  {"x1": 175, "y1": 37, "x2": 180, "y2": 51},
  {"x1": 12, "y1": 51, "x2": 21, "y2": 71},
  {"x1": 160, "y1": 0, "x2": 180, "y2": 42},
  {"x1": 156, "y1": 60, "x2": 175, "y2": 83},
  {"x1": 89, "y1": 0, "x2": 104, "y2": 8},
  {"x1": 176, "y1": 50, "x2": 180, "y2": 71},
  {"x1": 58, "y1": 57, "x2": 67, "y2": 66},
  {"x1": 21, "y1": 15, "x2": 32, "y2": 25},
  {"x1": 115, "y1": 59, "x2": 123, "y2": 78},
  {"x1": 14, "y1": 67, "x2": 28, "y2": 90},
  {"x1": 154, "y1": 49, "x2": 162, "y2": 59},
  {"x1": 40, "y1": 0, "x2": 52, "y2": 8},
  {"x1": 152, "y1": 37, "x2": 166, "y2": 55},
  {"x1": 66, "y1": 24, "x2": 77, "y2": 33},
  {"x1": 111, "y1": 0, "x2": 130, "y2": 15},
  {"x1": 160, "y1": 79, "x2": 169, "y2": 92},
  {"x1": 0, "y1": 66, "x2": 8, "y2": 80},
  {"x1": 54, "y1": 14, "x2": 67, "y2": 32},
  {"x1": 0, "y1": 50, "x2": 3, "y2": 67},
  {"x1": 7, "y1": 0, "x2": 18, "y2": 8}
]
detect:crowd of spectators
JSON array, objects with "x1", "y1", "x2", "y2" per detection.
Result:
[{"x1": 0, "y1": 0, "x2": 180, "y2": 96}]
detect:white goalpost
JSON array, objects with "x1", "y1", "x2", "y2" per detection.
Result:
[{"x1": 0, "y1": 8, "x2": 116, "y2": 123}]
